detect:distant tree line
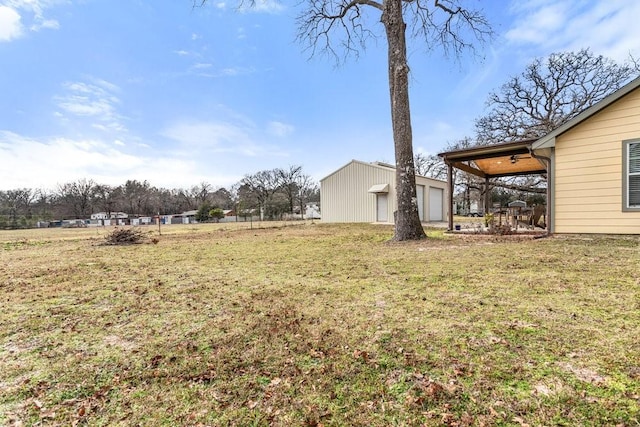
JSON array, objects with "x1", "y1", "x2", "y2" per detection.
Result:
[{"x1": 0, "y1": 165, "x2": 319, "y2": 229}]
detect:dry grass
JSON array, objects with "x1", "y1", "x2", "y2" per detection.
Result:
[{"x1": 1, "y1": 223, "x2": 638, "y2": 426}]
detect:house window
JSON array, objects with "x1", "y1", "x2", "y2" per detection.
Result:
[{"x1": 624, "y1": 140, "x2": 640, "y2": 210}]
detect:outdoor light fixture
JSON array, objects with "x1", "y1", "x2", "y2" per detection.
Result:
[{"x1": 510, "y1": 155, "x2": 518, "y2": 164}]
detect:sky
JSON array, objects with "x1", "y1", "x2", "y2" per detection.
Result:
[{"x1": 1, "y1": 0, "x2": 639, "y2": 192}]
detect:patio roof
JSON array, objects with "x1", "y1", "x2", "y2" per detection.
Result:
[{"x1": 438, "y1": 139, "x2": 547, "y2": 178}]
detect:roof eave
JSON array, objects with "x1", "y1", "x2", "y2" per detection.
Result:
[
  {"x1": 532, "y1": 136, "x2": 556, "y2": 150},
  {"x1": 438, "y1": 139, "x2": 537, "y2": 160}
]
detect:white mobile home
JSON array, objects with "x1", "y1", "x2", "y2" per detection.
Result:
[{"x1": 320, "y1": 160, "x2": 448, "y2": 223}]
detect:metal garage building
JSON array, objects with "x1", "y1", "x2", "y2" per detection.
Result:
[{"x1": 320, "y1": 160, "x2": 448, "y2": 223}]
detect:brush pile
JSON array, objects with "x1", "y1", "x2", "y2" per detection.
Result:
[{"x1": 102, "y1": 228, "x2": 149, "y2": 245}]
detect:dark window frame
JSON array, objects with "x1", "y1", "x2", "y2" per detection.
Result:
[{"x1": 622, "y1": 139, "x2": 640, "y2": 211}]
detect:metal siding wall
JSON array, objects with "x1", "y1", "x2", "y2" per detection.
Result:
[
  {"x1": 416, "y1": 176, "x2": 448, "y2": 221},
  {"x1": 320, "y1": 162, "x2": 449, "y2": 223},
  {"x1": 321, "y1": 161, "x2": 396, "y2": 222}
]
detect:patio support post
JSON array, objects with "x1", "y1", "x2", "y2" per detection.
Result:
[
  {"x1": 447, "y1": 162, "x2": 453, "y2": 231},
  {"x1": 484, "y1": 176, "x2": 490, "y2": 216},
  {"x1": 529, "y1": 147, "x2": 552, "y2": 236}
]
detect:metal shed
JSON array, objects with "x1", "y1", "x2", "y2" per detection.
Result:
[{"x1": 320, "y1": 160, "x2": 448, "y2": 223}]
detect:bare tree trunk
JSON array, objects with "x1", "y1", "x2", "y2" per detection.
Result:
[{"x1": 382, "y1": 0, "x2": 425, "y2": 241}]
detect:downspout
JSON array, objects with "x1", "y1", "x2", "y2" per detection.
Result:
[{"x1": 528, "y1": 147, "x2": 552, "y2": 238}]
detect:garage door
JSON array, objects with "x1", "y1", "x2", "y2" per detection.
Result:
[{"x1": 429, "y1": 187, "x2": 443, "y2": 221}]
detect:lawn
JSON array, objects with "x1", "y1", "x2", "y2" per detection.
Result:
[{"x1": 1, "y1": 223, "x2": 638, "y2": 426}]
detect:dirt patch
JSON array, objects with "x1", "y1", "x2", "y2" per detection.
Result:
[{"x1": 557, "y1": 362, "x2": 608, "y2": 385}]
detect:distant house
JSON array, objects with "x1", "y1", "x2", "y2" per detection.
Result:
[
  {"x1": 439, "y1": 76, "x2": 640, "y2": 234},
  {"x1": 91, "y1": 212, "x2": 128, "y2": 220},
  {"x1": 305, "y1": 202, "x2": 321, "y2": 220},
  {"x1": 320, "y1": 160, "x2": 448, "y2": 223}
]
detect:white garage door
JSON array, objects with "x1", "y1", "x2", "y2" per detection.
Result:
[
  {"x1": 376, "y1": 194, "x2": 388, "y2": 222},
  {"x1": 429, "y1": 187, "x2": 443, "y2": 221},
  {"x1": 416, "y1": 185, "x2": 424, "y2": 221}
]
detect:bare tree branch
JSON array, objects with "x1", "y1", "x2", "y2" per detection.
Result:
[{"x1": 476, "y1": 49, "x2": 637, "y2": 144}]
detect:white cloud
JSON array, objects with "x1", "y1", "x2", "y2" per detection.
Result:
[
  {"x1": 54, "y1": 78, "x2": 127, "y2": 134},
  {"x1": 238, "y1": 0, "x2": 283, "y2": 14},
  {"x1": 0, "y1": 130, "x2": 241, "y2": 191},
  {"x1": 0, "y1": 0, "x2": 61, "y2": 40},
  {"x1": 194, "y1": 66, "x2": 256, "y2": 78},
  {"x1": 162, "y1": 121, "x2": 251, "y2": 150},
  {"x1": 30, "y1": 17, "x2": 58, "y2": 31},
  {"x1": 0, "y1": 6, "x2": 23, "y2": 42},
  {"x1": 59, "y1": 97, "x2": 113, "y2": 116},
  {"x1": 161, "y1": 119, "x2": 289, "y2": 157},
  {"x1": 0, "y1": 131, "x2": 140, "y2": 189},
  {"x1": 506, "y1": 0, "x2": 640, "y2": 62},
  {"x1": 267, "y1": 121, "x2": 294, "y2": 137}
]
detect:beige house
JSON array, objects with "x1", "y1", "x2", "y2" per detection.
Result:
[
  {"x1": 320, "y1": 160, "x2": 448, "y2": 223},
  {"x1": 440, "y1": 76, "x2": 640, "y2": 234}
]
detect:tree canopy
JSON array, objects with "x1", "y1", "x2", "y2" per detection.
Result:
[{"x1": 475, "y1": 49, "x2": 636, "y2": 144}]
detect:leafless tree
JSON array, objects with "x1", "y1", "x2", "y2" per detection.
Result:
[
  {"x1": 195, "y1": 0, "x2": 490, "y2": 240},
  {"x1": 33, "y1": 189, "x2": 53, "y2": 220},
  {"x1": 630, "y1": 53, "x2": 640, "y2": 73},
  {"x1": 276, "y1": 165, "x2": 303, "y2": 215},
  {"x1": 475, "y1": 49, "x2": 636, "y2": 144},
  {"x1": 119, "y1": 180, "x2": 154, "y2": 216},
  {"x1": 92, "y1": 184, "x2": 119, "y2": 218},
  {"x1": 0, "y1": 189, "x2": 35, "y2": 222},
  {"x1": 190, "y1": 182, "x2": 213, "y2": 208},
  {"x1": 210, "y1": 187, "x2": 233, "y2": 209},
  {"x1": 57, "y1": 179, "x2": 96, "y2": 219},
  {"x1": 298, "y1": 0, "x2": 490, "y2": 240},
  {"x1": 295, "y1": 173, "x2": 318, "y2": 219},
  {"x1": 414, "y1": 152, "x2": 447, "y2": 180},
  {"x1": 241, "y1": 169, "x2": 279, "y2": 220}
]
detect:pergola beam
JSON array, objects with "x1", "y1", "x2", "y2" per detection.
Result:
[{"x1": 450, "y1": 161, "x2": 486, "y2": 178}]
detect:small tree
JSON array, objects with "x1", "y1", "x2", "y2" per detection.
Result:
[
  {"x1": 209, "y1": 207, "x2": 225, "y2": 222},
  {"x1": 195, "y1": 203, "x2": 212, "y2": 222}
]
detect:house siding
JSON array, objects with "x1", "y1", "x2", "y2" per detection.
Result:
[
  {"x1": 320, "y1": 160, "x2": 448, "y2": 223},
  {"x1": 554, "y1": 89, "x2": 640, "y2": 234}
]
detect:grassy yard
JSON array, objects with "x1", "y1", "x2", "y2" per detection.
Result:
[{"x1": 1, "y1": 223, "x2": 638, "y2": 426}]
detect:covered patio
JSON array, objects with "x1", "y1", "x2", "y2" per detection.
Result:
[{"x1": 438, "y1": 140, "x2": 550, "y2": 233}]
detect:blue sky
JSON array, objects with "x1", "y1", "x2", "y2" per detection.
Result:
[{"x1": 1, "y1": 0, "x2": 639, "y2": 191}]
